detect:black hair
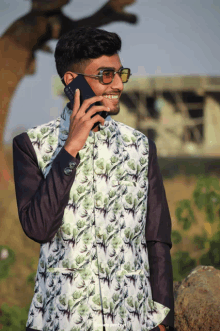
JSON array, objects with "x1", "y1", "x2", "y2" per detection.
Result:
[{"x1": 54, "y1": 26, "x2": 122, "y2": 85}]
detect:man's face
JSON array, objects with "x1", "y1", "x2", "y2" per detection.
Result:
[
  {"x1": 83, "y1": 54, "x2": 124, "y2": 116},
  {"x1": 65, "y1": 54, "x2": 124, "y2": 116}
]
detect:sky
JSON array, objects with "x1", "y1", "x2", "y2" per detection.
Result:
[{"x1": 1, "y1": 0, "x2": 220, "y2": 143}]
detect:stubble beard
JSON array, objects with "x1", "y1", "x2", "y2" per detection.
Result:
[{"x1": 108, "y1": 103, "x2": 120, "y2": 116}]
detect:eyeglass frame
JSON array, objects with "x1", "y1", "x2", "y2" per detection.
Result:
[{"x1": 62, "y1": 67, "x2": 132, "y2": 85}]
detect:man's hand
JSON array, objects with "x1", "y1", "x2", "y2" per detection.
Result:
[
  {"x1": 64, "y1": 89, "x2": 110, "y2": 157},
  {"x1": 109, "y1": 0, "x2": 137, "y2": 13},
  {"x1": 158, "y1": 325, "x2": 166, "y2": 331}
]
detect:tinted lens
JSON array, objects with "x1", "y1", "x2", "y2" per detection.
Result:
[
  {"x1": 120, "y1": 68, "x2": 130, "y2": 83},
  {"x1": 102, "y1": 70, "x2": 114, "y2": 83}
]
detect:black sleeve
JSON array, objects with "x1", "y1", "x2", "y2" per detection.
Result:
[
  {"x1": 13, "y1": 132, "x2": 80, "y2": 244},
  {"x1": 146, "y1": 139, "x2": 174, "y2": 329}
]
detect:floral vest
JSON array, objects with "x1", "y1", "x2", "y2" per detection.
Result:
[{"x1": 26, "y1": 105, "x2": 169, "y2": 331}]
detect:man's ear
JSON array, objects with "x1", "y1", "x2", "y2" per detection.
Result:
[{"x1": 63, "y1": 72, "x2": 78, "y2": 86}]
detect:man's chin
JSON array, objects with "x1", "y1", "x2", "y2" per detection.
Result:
[{"x1": 108, "y1": 105, "x2": 120, "y2": 116}]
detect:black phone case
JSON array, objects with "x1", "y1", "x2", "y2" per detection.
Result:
[{"x1": 64, "y1": 75, "x2": 108, "y2": 130}]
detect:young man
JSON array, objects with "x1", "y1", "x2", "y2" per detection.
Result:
[{"x1": 13, "y1": 27, "x2": 174, "y2": 331}]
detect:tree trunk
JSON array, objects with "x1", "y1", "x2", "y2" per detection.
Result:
[{"x1": 0, "y1": 1, "x2": 137, "y2": 189}]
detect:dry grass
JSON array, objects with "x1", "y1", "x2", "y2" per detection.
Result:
[{"x1": 0, "y1": 145, "x2": 217, "y2": 307}]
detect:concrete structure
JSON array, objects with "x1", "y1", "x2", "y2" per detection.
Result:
[{"x1": 52, "y1": 75, "x2": 220, "y2": 157}]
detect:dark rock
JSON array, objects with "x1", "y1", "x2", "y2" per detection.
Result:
[{"x1": 174, "y1": 265, "x2": 220, "y2": 331}]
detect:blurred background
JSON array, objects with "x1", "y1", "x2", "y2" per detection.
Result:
[{"x1": 1, "y1": 0, "x2": 220, "y2": 329}]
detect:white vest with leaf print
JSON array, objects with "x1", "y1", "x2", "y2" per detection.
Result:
[{"x1": 26, "y1": 105, "x2": 170, "y2": 331}]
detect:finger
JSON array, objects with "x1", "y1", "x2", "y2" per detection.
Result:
[
  {"x1": 80, "y1": 95, "x2": 104, "y2": 113},
  {"x1": 72, "y1": 89, "x2": 81, "y2": 117},
  {"x1": 91, "y1": 114, "x2": 105, "y2": 126},
  {"x1": 85, "y1": 105, "x2": 110, "y2": 119}
]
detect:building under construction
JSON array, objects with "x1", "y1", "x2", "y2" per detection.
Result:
[{"x1": 53, "y1": 75, "x2": 220, "y2": 157}]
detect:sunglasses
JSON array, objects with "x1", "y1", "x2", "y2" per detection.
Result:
[{"x1": 73, "y1": 68, "x2": 132, "y2": 85}]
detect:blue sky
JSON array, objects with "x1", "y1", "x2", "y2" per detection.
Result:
[{"x1": 1, "y1": 0, "x2": 220, "y2": 142}]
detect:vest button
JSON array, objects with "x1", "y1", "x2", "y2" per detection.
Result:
[
  {"x1": 64, "y1": 167, "x2": 72, "y2": 176},
  {"x1": 69, "y1": 161, "x2": 76, "y2": 169}
]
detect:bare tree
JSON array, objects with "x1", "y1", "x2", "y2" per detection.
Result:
[{"x1": 0, "y1": 0, "x2": 137, "y2": 188}]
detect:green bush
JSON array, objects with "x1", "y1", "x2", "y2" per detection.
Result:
[
  {"x1": 172, "y1": 250, "x2": 197, "y2": 282},
  {"x1": 172, "y1": 175, "x2": 220, "y2": 281},
  {"x1": 0, "y1": 303, "x2": 29, "y2": 331},
  {"x1": 0, "y1": 246, "x2": 15, "y2": 280}
]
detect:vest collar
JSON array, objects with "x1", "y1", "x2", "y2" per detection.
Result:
[{"x1": 60, "y1": 103, "x2": 119, "y2": 143}]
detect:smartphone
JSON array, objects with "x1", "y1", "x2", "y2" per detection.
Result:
[{"x1": 64, "y1": 75, "x2": 108, "y2": 130}]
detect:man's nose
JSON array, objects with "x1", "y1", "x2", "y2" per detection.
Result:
[{"x1": 111, "y1": 72, "x2": 124, "y2": 90}]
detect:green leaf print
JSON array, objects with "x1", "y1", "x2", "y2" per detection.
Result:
[
  {"x1": 95, "y1": 158, "x2": 105, "y2": 173},
  {"x1": 112, "y1": 293, "x2": 119, "y2": 303},
  {"x1": 72, "y1": 291, "x2": 82, "y2": 301},
  {"x1": 140, "y1": 157, "x2": 147, "y2": 165},
  {"x1": 115, "y1": 167, "x2": 124, "y2": 180},
  {"x1": 94, "y1": 192, "x2": 103, "y2": 204},
  {"x1": 102, "y1": 297, "x2": 109, "y2": 309},
  {"x1": 127, "y1": 297, "x2": 134, "y2": 308},
  {"x1": 72, "y1": 228, "x2": 78, "y2": 238},
  {"x1": 111, "y1": 236, "x2": 122, "y2": 249},
  {"x1": 123, "y1": 262, "x2": 132, "y2": 273},
  {"x1": 109, "y1": 190, "x2": 117, "y2": 199},
  {"x1": 82, "y1": 162, "x2": 93, "y2": 176},
  {"x1": 92, "y1": 294, "x2": 101, "y2": 306},
  {"x1": 77, "y1": 185, "x2": 86, "y2": 194},
  {"x1": 68, "y1": 299, "x2": 74, "y2": 309},
  {"x1": 36, "y1": 294, "x2": 42, "y2": 304},
  {"x1": 109, "y1": 125, "x2": 114, "y2": 132},
  {"x1": 106, "y1": 225, "x2": 114, "y2": 233},
  {"x1": 76, "y1": 220, "x2": 86, "y2": 229},
  {"x1": 72, "y1": 193, "x2": 79, "y2": 203},
  {"x1": 48, "y1": 135, "x2": 57, "y2": 145},
  {"x1": 137, "y1": 292, "x2": 143, "y2": 301},
  {"x1": 125, "y1": 193, "x2": 133, "y2": 205},
  {"x1": 61, "y1": 224, "x2": 71, "y2": 235},
  {"x1": 28, "y1": 131, "x2": 36, "y2": 140},
  {"x1": 75, "y1": 255, "x2": 85, "y2": 265},
  {"x1": 42, "y1": 155, "x2": 51, "y2": 163},
  {"x1": 100, "y1": 129, "x2": 106, "y2": 136},
  {"x1": 119, "y1": 305, "x2": 126, "y2": 319},
  {"x1": 77, "y1": 303, "x2": 89, "y2": 316},
  {"x1": 40, "y1": 260, "x2": 45, "y2": 268},
  {"x1": 144, "y1": 263, "x2": 149, "y2": 273},
  {"x1": 107, "y1": 259, "x2": 114, "y2": 269},
  {"x1": 137, "y1": 190, "x2": 144, "y2": 199},
  {"x1": 82, "y1": 232, "x2": 92, "y2": 245},
  {"x1": 59, "y1": 295, "x2": 67, "y2": 306},
  {"x1": 134, "y1": 225, "x2": 140, "y2": 233},
  {"x1": 113, "y1": 201, "x2": 122, "y2": 214},
  {"x1": 79, "y1": 268, "x2": 92, "y2": 280},
  {"x1": 124, "y1": 228, "x2": 132, "y2": 239},
  {"x1": 70, "y1": 327, "x2": 81, "y2": 331},
  {"x1": 111, "y1": 156, "x2": 118, "y2": 164},
  {"x1": 62, "y1": 259, "x2": 70, "y2": 268},
  {"x1": 127, "y1": 159, "x2": 136, "y2": 171},
  {"x1": 122, "y1": 134, "x2": 130, "y2": 142},
  {"x1": 40, "y1": 127, "x2": 49, "y2": 135},
  {"x1": 82, "y1": 197, "x2": 93, "y2": 210}
]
